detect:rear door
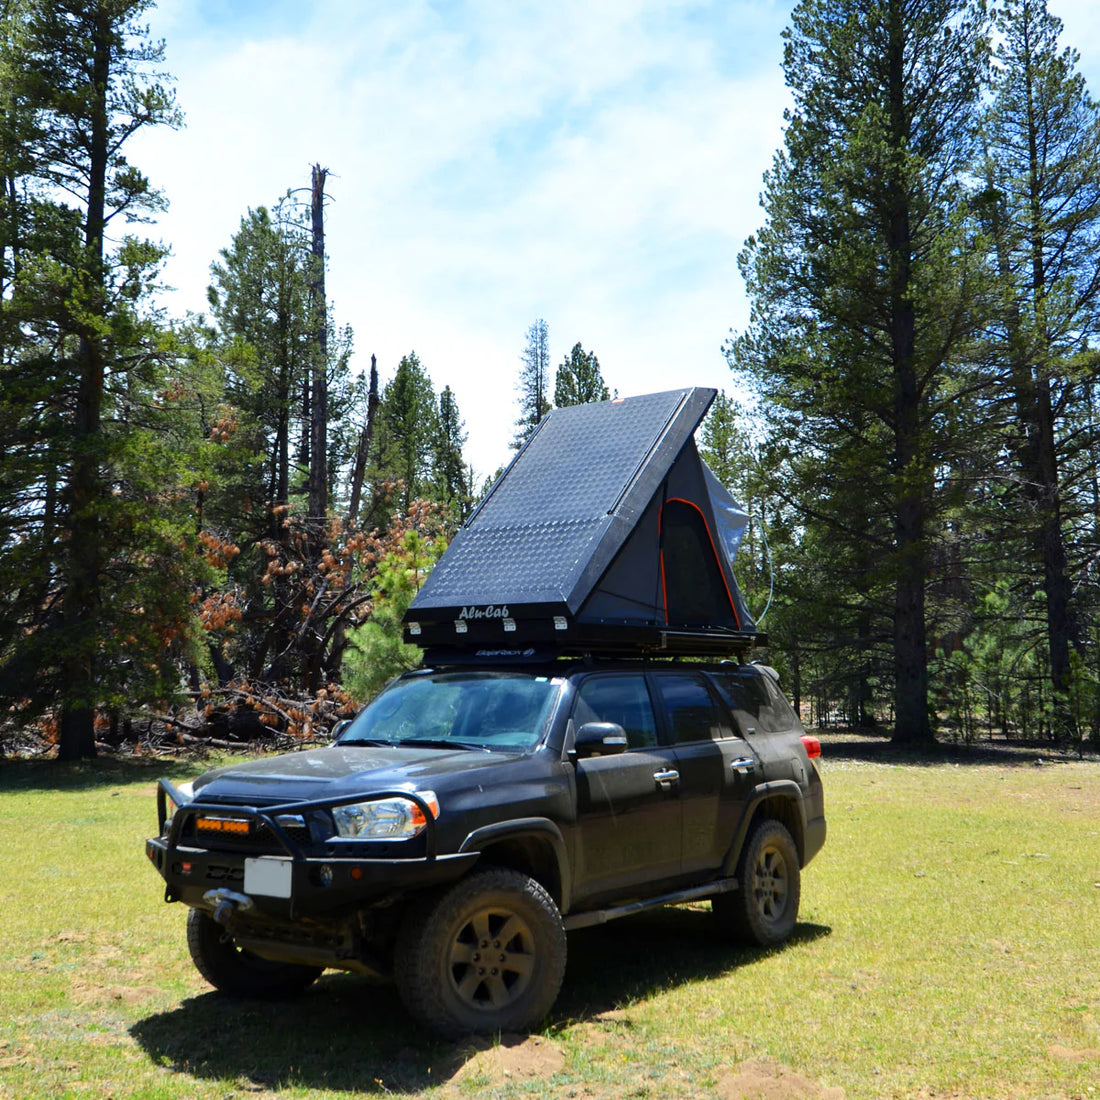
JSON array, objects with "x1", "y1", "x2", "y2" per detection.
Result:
[
  {"x1": 708, "y1": 667, "x2": 807, "y2": 784},
  {"x1": 570, "y1": 672, "x2": 682, "y2": 902},
  {"x1": 648, "y1": 670, "x2": 761, "y2": 877}
]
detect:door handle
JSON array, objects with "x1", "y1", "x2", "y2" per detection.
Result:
[
  {"x1": 729, "y1": 757, "x2": 756, "y2": 774},
  {"x1": 652, "y1": 768, "x2": 680, "y2": 785}
]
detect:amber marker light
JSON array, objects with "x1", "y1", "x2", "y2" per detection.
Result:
[{"x1": 195, "y1": 816, "x2": 251, "y2": 836}]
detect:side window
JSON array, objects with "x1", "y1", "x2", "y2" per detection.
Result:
[
  {"x1": 710, "y1": 670, "x2": 796, "y2": 734},
  {"x1": 651, "y1": 673, "x2": 726, "y2": 744},
  {"x1": 572, "y1": 675, "x2": 658, "y2": 750},
  {"x1": 761, "y1": 674, "x2": 800, "y2": 729}
]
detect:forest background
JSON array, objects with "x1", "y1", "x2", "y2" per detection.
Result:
[{"x1": 2, "y1": 0, "x2": 1100, "y2": 761}]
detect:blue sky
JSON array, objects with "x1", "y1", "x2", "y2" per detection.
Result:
[{"x1": 131, "y1": 0, "x2": 1100, "y2": 479}]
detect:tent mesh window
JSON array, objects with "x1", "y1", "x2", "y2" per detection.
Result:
[{"x1": 660, "y1": 499, "x2": 736, "y2": 627}]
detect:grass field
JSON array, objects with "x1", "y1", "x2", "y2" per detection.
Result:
[{"x1": 0, "y1": 742, "x2": 1097, "y2": 1099}]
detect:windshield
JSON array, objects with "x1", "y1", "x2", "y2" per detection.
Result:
[{"x1": 337, "y1": 671, "x2": 562, "y2": 753}]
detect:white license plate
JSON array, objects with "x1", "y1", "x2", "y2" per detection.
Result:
[{"x1": 244, "y1": 856, "x2": 293, "y2": 898}]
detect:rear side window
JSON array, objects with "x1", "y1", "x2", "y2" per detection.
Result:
[
  {"x1": 709, "y1": 670, "x2": 798, "y2": 734},
  {"x1": 572, "y1": 674, "x2": 658, "y2": 749},
  {"x1": 650, "y1": 673, "x2": 728, "y2": 744},
  {"x1": 760, "y1": 675, "x2": 800, "y2": 728}
]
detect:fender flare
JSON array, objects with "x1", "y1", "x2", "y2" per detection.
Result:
[
  {"x1": 723, "y1": 780, "x2": 808, "y2": 877},
  {"x1": 459, "y1": 817, "x2": 572, "y2": 913}
]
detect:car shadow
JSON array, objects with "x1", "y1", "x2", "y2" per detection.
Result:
[
  {"x1": 556, "y1": 905, "x2": 830, "y2": 1021},
  {"x1": 129, "y1": 907, "x2": 831, "y2": 1094}
]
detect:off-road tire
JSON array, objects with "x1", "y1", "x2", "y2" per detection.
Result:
[
  {"x1": 395, "y1": 867, "x2": 567, "y2": 1038},
  {"x1": 186, "y1": 908, "x2": 323, "y2": 998},
  {"x1": 714, "y1": 818, "x2": 800, "y2": 947}
]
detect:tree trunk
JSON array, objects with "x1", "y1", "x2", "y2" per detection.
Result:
[
  {"x1": 887, "y1": 1, "x2": 932, "y2": 746},
  {"x1": 1033, "y1": 374, "x2": 1077, "y2": 727},
  {"x1": 348, "y1": 353, "x2": 379, "y2": 523},
  {"x1": 58, "y1": 9, "x2": 111, "y2": 761},
  {"x1": 993, "y1": 26, "x2": 1082, "y2": 738},
  {"x1": 308, "y1": 164, "x2": 329, "y2": 535}
]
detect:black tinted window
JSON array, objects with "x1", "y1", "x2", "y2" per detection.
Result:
[
  {"x1": 761, "y1": 675, "x2": 799, "y2": 728},
  {"x1": 651, "y1": 673, "x2": 725, "y2": 744},
  {"x1": 573, "y1": 675, "x2": 658, "y2": 749},
  {"x1": 709, "y1": 670, "x2": 796, "y2": 734}
]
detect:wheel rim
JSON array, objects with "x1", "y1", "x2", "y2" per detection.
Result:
[
  {"x1": 751, "y1": 843, "x2": 789, "y2": 923},
  {"x1": 447, "y1": 904, "x2": 536, "y2": 1012}
]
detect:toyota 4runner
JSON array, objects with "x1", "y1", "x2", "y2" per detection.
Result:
[{"x1": 146, "y1": 658, "x2": 825, "y2": 1037}]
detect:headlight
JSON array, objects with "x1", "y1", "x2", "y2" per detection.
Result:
[{"x1": 331, "y1": 792, "x2": 439, "y2": 840}]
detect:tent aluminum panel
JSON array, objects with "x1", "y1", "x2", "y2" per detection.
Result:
[{"x1": 405, "y1": 387, "x2": 761, "y2": 658}]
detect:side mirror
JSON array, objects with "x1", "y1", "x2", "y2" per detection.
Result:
[
  {"x1": 332, "y1": 718, "x2": 352, "y2": 740},
  {"x1": 574, "y1": 721, "x2": 628, "y2": 758}
]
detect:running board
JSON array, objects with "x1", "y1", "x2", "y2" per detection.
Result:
[{"x1": 563, "y1": 876, "x2": 739, "y2": 931}]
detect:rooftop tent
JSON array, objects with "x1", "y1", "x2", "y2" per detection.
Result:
[{"x1": 404, "y1": 387, "x2": 761, "y2": 658}]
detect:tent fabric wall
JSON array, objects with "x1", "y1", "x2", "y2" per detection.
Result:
[{"x1": 576, "y1": 438, "x2": 755, "y2": 634}]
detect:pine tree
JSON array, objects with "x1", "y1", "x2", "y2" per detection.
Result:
[
  {"x1": 554, "y1": 342, "x2": 609, "y2": 407},
  {"x1": 434, "y1": 385, "x2": 469, "y2": 516},
  {"x1": 307, "y1": 163, "x2": 329, "y2": 538},
  {"x1": 512, "y1": 318, "x2": 551, "y2": 448},
  {"x1": 371, "y1": 352, "x2": 438, "y2": 514},
  {"x1": 0, "y1": 0, "x2": 182, "y2": 758},
  {"x1": 732, "y1": 0, "x2": 989, "y2": 745},
  {"x1": 979, "y1": 0, "x2": 1100, "y2": 733},
  {"x1": 208, "y1": 201, "x2": 313, "y2": 526},
  {"x1": 206, "y1": 194, "x2": 359, "y2": 686}
]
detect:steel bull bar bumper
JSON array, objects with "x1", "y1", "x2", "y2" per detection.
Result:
[{"x1": 145, "y1": 780, "x2": 478, "y2": 920}]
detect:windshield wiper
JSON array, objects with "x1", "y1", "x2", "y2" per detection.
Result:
[
  {"x1": 399, "y1": 738, "x2": 488, "y2": 752},
  {"x1": 337, "y1": 737, "x2": 395, "y2": 747}
]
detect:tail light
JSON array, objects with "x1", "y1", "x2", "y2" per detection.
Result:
[{"x1": 800, "y1": 734, "x2": 821, "y2": 759}]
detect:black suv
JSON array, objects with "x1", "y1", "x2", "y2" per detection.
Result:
[{"x1": 146, "y1": 659, "x2": 825, "y2": 1037}]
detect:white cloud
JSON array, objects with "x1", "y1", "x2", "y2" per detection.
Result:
[
  {"x1": 130, "y1": 0, "x2": 791, "y2": 476},
  {"x1": 137, "y1": 0, "x2": 1100, "y2": 481}
]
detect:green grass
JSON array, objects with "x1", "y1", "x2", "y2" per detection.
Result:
[{"x1": 1, "y1": 747, "x2": 1098, "y2": 1099}]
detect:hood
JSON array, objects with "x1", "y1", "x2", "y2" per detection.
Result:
[{"x1": 192, "y1": 744, "x2": 524, "y2": 806}]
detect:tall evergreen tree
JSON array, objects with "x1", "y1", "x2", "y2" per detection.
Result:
[
  {"x1": 731, "y1": 0, "x2": 989, "y2": 744},
  {"x1": 434, "y1": 384, "x2": 468, "y2": 516},
  {"x1": 554, "y1": 342, "x2": 608, "y2": 407},
  {"x1": 0, "y1": 0, "x2": 182, "y2": 758},
  {"x1": 979, "y1": 0, "x2": 1100, "y2": 732},
  {"x1": 512, "y1": 317, "x2": 551, "y2": 449},
  {"x1": 208, "y1": 201, "x2": 313, "y2": 529},
  {"x1": 205, "y1": 194, "x2": 356, "y2": 685},
  {"x1": 371, "y1": 352, "x2": 438, "y2": 514}
]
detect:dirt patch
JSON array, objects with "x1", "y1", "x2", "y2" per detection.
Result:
[
  {"x1": 567, "y1": 1008, "x2": 639, "y2": 1046},
  {"x1": 69, "y1": 978, "x2": 161, "y2": 1008},
  {"x1": 0, "y1": 1042, "x2": 39, "y2": 1071},
  {"x1": 1048, "y1": 1044, "x2": 1100, "y2": 1062},
  {"x1": 716, "y1": 1057, "x2": 845, "y2": 1100},
  {"x1": 445, "y1": 1034, "x2": 565, "y2": 1089}
]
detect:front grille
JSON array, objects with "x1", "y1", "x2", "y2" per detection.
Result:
[{"x1": 256, "y1": 821, "x2": 312, "y2": 847}]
